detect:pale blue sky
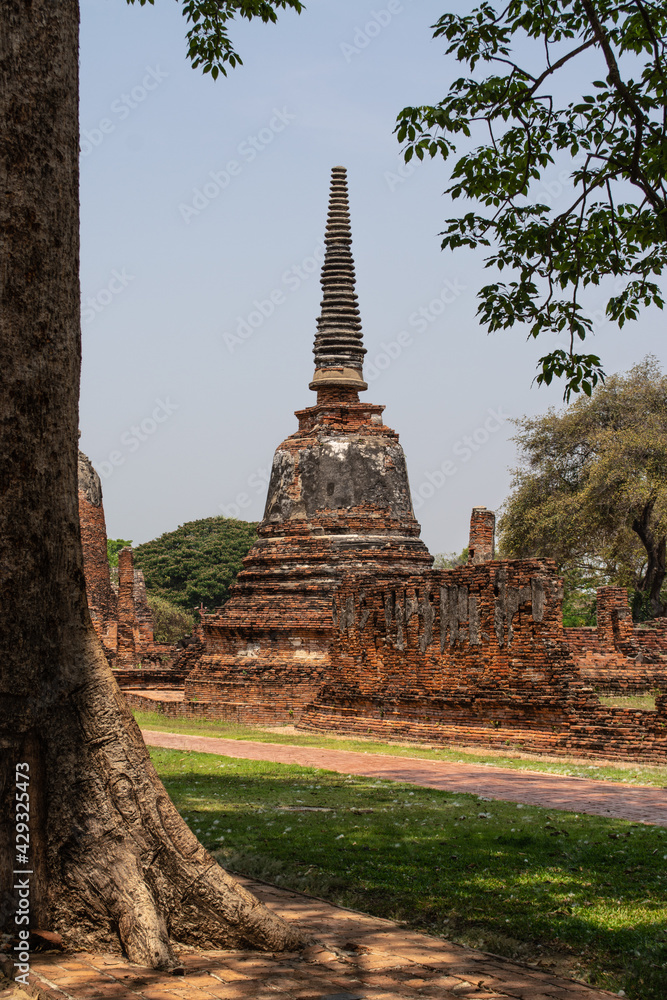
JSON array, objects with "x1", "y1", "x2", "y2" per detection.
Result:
[{"x1": 78, "y1": 0, "x2": 666, "y2": 555}]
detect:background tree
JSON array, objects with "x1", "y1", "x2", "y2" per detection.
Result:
[
  {"x1": 498, "y1": 357, "x2": 667, "y2": 619},
  {"x1": 396, "y1": 1, "x2": 667, "y2": 399},
  {"x1": 107, "y1": 538, "x2": 133, "y2": 567},
  {"x1": 134, "y1": 516, "x2": 258, "y2": 612},
  {"x1": 146, "y1": 595, "x2": 195, "y2": 644},
  {"x1": 432, "y1": 548, "x2": 468, "y2": 569},
  {"x1": 0, "y1": 0, "x2": 304, "y2": 968}
]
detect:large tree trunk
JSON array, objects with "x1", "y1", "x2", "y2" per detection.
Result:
[
  {"x1": 632, "y1": 500, "x2": 666, "y2": 618},
  {"x1": 0, "y1": 0, "x2": 304, "y2": 968}
]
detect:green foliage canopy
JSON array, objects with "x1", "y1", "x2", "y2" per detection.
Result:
[
  {"x1": 146, "y1": 594, "x2": 195, "y2": 643},
  {"x1": 107, "y1": 538, "x2": 133, "y2": 567},
  {"x1": 560, "y1": 566, "x2": 599, "y2": 626},
  {"x1": 133, "y1": 516, "x2": 258, "y2": 612},
  {"x1": 396, "y1": 1, "x2": 667, "y2": 399},
  {"x1": 498, "y1": 357, "x2": 667, "y2": 617}
]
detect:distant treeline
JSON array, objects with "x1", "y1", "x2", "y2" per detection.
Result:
[{"x1": 132, "y1": 516, "x2": 258, "y2": 614}]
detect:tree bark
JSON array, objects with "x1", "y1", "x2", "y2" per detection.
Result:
[
  {"x1": 0, "y1": 0, "x2": 304, "y2": 968},
  {"x1": 632, "y1": 500, "x2": 666, "y2": 618}
]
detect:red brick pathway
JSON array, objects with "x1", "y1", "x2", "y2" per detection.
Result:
[
  {"x1": 5, "y1": 876, "x2": 618, "y2": 1000},
  {"x1": 142, "y1": 730, "x2": 667, "y2": 826}
]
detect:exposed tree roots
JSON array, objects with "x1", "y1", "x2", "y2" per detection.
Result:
[{"x1": 42, "y1": 636, "x2": 307, "y2": 968}]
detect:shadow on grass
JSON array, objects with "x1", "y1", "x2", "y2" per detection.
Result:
[{"x1": 151, "y1": 749, "x2": 667, "y2": 1000}]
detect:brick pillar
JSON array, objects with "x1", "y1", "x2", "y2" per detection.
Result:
[
  {"x1": 78, "y1": 450, "x2": 116, "y2": 653},
  {"x1": 193, "y1": 605, "x2": 206, "y2": 640},
  {"x1": 596, "y1": 586, "x2": 633, "y2": 644},
  {"x1": 133, "y1": 568, "x2": 154, "y2": 645},
  {"x1": 468, "y1": 507, "x2": 495, "y2": 564},
  {"x1": 116, "y1": 547, "x2": 137, "y2": 666}
]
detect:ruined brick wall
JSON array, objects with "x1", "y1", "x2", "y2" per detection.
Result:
[
  {"x1": 170, "y1": 642, "x2": 203, "y2": 676},
  {"x1": 596, "y1": 587, "x2": 635, "y2": 645},
  {"x1": 114, "y1": 546, "x2": 169, "y2": 668},
  {"x1": 575, "y1": 653, "x2": 667, "y2": 695},
  {"x1": 564, "y1": 589, "x2": 667, "y2": 693},
  {"x1": 300, "y1": 560, "x2": 667, "y2": 761},
  {"x1": 133, "y1": 567, "x2": 155, "y2": 647},
  {"x1": 114, "y1": 669, "x2": 187, "y2": 689},
  {"x1": 77, "y1": 453, "x2": 187, "y2": 672},
  {"x1": 116, "y1": 547, "x2": 137, "y2": 666},
  {"x1": 78, "y1": 451, "x2": 116, "y2": 655},
  {"x1": 301, "y1": 701, "x2": 667, "y2": 761},
  {"x1": 123, "y1": 689, "x2": 298, "y2": 724},
  {"x1": 186, "y1": 626, "x2": 331, "y2": 724},
  {"x1": 634, "y1": 618, "x2": 667, "y2": 652},
  {"x1": 309, "y1": 559, "x2": 594, "y2": 728}
]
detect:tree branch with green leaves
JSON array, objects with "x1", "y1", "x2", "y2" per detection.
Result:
[
  {"x1": 396, "y1": 1, "x2": 667, "y2": 399},
  {"x1": 128, "y1": 0, "x2": 304, "y2": 78}
]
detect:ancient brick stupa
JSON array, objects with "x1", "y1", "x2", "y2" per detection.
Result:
[{"x1": 184, "y1": 166, "x2": 433, "y2": 721}]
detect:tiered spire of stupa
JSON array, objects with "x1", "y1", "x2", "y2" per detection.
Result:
[{"x1": 309, "y1": 166, "x2": 367, "y2": 392}]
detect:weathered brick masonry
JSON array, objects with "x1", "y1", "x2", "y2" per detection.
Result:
[
  {"x1": 468, "y1": 506, "x2": 495, "y2": 564},
  {"x1": 78, "y1": 451, "x2": 117, "y2": 656},
  {"x1": 115, "y1": 546, "x2": 170, "y2": 668},
  {"x1": 300, "y1": 562, "x2": 667, "y2": 761},
  {"x1": 78, "y1": 450, "x2": 173, "y2": 671},
  {"x1": 116, "y1": 546, "x2": 139, "y2": 666},
  {"x1": 564, "y1": 587, "x2": 667, "y2": 694}
]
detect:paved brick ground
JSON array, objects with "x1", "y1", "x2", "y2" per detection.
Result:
[
  {"x1": 142, "y1": 730, "x2": 667, "y2": 826},
  {"x1": 1, "y1": 876, "x2": 618, "y2": 1000}
]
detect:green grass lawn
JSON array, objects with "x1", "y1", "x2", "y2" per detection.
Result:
[
  {"x1": 598, "y1": 694, "x2": 657, "y2": 711},
  {"x1": 135, "y1": 709, "x2": 667, "y2": 787},
  {"x1": 150, "y1": 746, "x2": 667, "y2": 1000}
]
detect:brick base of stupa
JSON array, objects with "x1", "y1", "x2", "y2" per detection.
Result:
[{"x1": 183, "y1": 392, "x2": 433, "y2": 721}]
